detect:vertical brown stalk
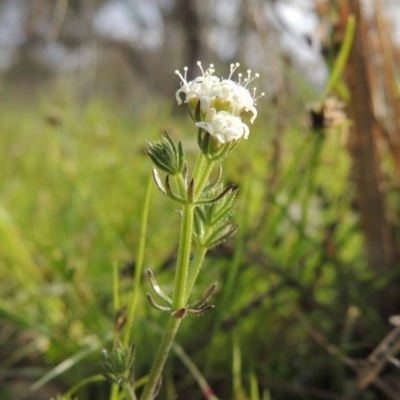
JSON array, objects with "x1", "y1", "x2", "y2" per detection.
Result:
[
  {"x1": 337, "y1": 0, "x2": 396, "y2": 313},
  {"x1": 372, "y1": 0, "x2": 400, "y2": 182}
]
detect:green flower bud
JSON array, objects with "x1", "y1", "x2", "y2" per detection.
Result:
[{"x1": 145, "y1": 131, "x2": 185, "y2": 175}]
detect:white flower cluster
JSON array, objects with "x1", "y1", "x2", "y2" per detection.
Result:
[
  {"x1": 175, "y1": 62, "x2": 263, "y2": 144},
  {"x1": 197, "y1": 109, "x2": 249, "y2": 144}
]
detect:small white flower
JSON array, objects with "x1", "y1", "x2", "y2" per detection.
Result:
[
  {"x1": 196, "y1": 109, "x2": 249, "y2": 144},
  {"x1": 175, "y1": 62, "x2": 264, "y2": 122},
  {"x1": 218, "y1": 66, "x2": 261, "y2": 123},
  {"x1": 175, "y1": 63, "x2": 223, "y2": 113}
]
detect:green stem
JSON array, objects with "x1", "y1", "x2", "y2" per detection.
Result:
[
  {"x1": 175, "y1": 173, "x2": 187, "y2": 199},
  {"x1": 141, "y1": 152, "x2": 212, "y2": 400},
  {"x1": 191, "y1": 153, "x2": 207, "y2": 186},
  {"x1": 320, "y1": 15, "x2": 356, "y2": 104},
  {"x1": 110, "y1": 383, "x2": 119, "y2": 400},
  {"x1": 123, "y1": 175, "x2": 152, "y2": 345},
  {"x1": 140, "y1": 316, "x2": 182, "y2": 400},
  {"x1": 140, "y1": 203, "x2": 194, "y2": 400},
  {"x1": 185, "y1": 246, "x2": 208, "y2": 303},
  {"x1": 172, "y1": 203, "x2": 194, "y2": 309},
  {"x1": 194, "y1": 158, "x2": 214, "y2": 199},
  {"x1": 124, "y1": 383, "x2": 138, "y2": 400}
]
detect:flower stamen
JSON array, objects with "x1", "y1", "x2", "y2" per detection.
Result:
[
  {"x1": 175, "y1": 66, "x2": 188, "y2": 84},
  {"x1": 228, "y1": 62, "x2": 240, "y2": 80}
]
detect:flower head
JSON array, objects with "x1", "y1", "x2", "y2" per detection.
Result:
[
  {"x1": 175, "y1": 62, "x2": 263, "y2": 123},
  {"x1": 196, "y1": 108, "x2": 249, "y2": 144},
  {"x1": 175, "y1": 63, "x2": 221, "y2": 114}
]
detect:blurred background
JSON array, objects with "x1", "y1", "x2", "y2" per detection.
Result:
[
  {"x1": 0, "y1": 0, "x2": 353, "y2": 103},
  {"x1": 2, "y1": 0, "x2": 400, "y2": 399}
]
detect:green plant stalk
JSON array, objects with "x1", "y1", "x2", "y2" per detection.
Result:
[
  {"x1": 320, "y1": 14, "x2": 356, "y2": 103},
  {"x1": 249, "y1": 372, "x2": 260, "y2": 400},
  {"x1": 194, "y1": 158, "x2": 214, "y2": 199},
  {"x1": 123, "y1": 174, "x2": 153, "y2": 346},
  {"x1": 140, "y1": 189, "x2": 193, "y2": 400},
  {"x1": 233, "y1": 336, "x2": 244, "y2": 400},
  {"x1": 172, "y1": 202, "x2": 195, "y2": 309},
  {"x1": 110, "y1": 384, "x2": 119, "y2": 400},
  {"x1": 140, "y1": 316, "x2": 182, "y2": 400},
  {"x1": 184, "y1": 246, "x2": 208, "y2": 303},
  {"x1": 124, "y1": 382, "x2": 138, "y2": 400},
  {"x1": 191, "y1": 153, "x2": 207, "y2": 187},
  {"x1": 175, "y1": 173, "x2": 187, "y2": 199},
  {"x1": 141, "y1": 153, "x2": 213, "y2": 400},
  {"x1": 113, "y1": 262, "x2": 120, "y2": 313}
]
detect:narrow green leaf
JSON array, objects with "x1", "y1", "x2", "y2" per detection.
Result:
[
  {"x1": 163, "y1": 130, "x2": 178, "y2": 155},
  {"x1": 64, "y1": 374, "x2": 106, "y2": 398},
  {"x1": 320, "y1": 14, "x2": 356, "y2": 103},
  {"x1": 177, "y1": 141, "x2": 185, "y2": 172},
  {"x1": 196, "y1": 185, "x2": 237, "y2": 206},
  {"x1": 194, "y1": 206, "x2": 207, "y2": 224},
  {"x1": 31, "y1": 335, "x2": 111, "y2": 390},
  {"x1": 146, "y1": 151, "x2": 173, "y2": 174},
  {"x1": 204, "y1": 224, "x2": 239, "y2": 248},
  {"x1": 0, "y1": 302, "x2": 32, "y2": 329},
  {"x1": 202, "y1": 165, "x2": 222, "y2": 193}
]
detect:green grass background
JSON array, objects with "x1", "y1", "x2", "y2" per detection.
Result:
[{"x1": 0, "y1": 80, "x2": 381, "y2": 400}]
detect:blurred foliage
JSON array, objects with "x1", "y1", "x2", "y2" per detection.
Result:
[{"x1": 0, "y1": 76, "x2": 394, "y2": 400}]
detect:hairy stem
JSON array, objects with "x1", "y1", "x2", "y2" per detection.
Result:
[
  {"x1": 172, "y1": 203, "x2": 195, "y2": 309},
  {"x1": 141, "y1": 152, "x2": 212, "y2": 400},
  {"x1": 194, "y1": 158, "x2": 214, "y2": 199},
  {"x1": 185, "y1": 246, "x2": 208, "y2": 303},
  {"x1": 140, "y1": 316, "x2": 181, "y2": 400},
  {"x1": 124, "y1": 383, "x2": 138, "y2": 400},
  {"x1": 140, "y1": 202, "x2": 193, "y2": 400},
  {"x1": 175, "y1": 173, "x2": 187, "y2": 199},
  {"x1": 191, "y1": 153, "x2": 207, "y2": 187}
]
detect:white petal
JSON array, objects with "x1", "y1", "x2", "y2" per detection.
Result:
[
  {"x1": 205, "y1": 108, "x2": 216, "y2": 123},
  {"x1": 196, "y1": 121, "x2": 214, "y2": 134},
  {"x1": 200, "y1": 96, "x2": 211, "y2": 113}
]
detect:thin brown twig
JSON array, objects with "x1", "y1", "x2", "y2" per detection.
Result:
[{"x1": 293, "y1": 304, "x2": 400, "y2": 400}]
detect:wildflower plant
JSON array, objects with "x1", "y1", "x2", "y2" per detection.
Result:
[{"x1": 139, "y1": 62, "x2": 263, "y2": 400}]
